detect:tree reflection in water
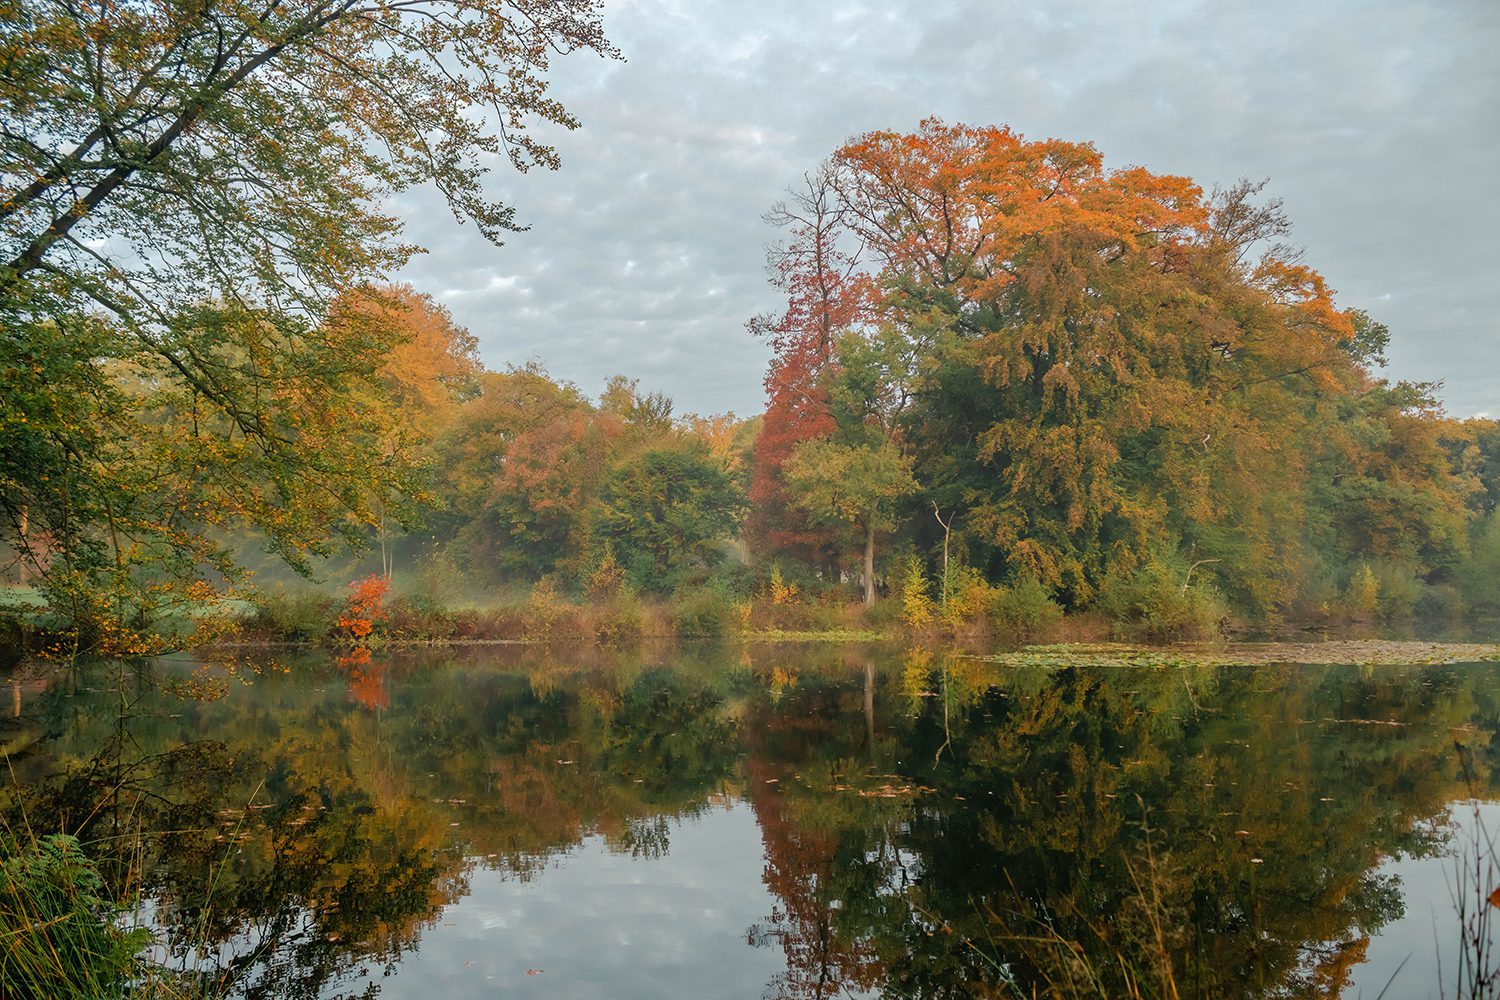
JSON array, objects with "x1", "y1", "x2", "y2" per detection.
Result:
[{"x1": 2, "y1": 645, "x2": 1495, "y2": 998}]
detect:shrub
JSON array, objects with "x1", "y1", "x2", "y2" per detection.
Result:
[
  {"x1": 403, "y1": 552, "x2": 467, "y2": 614},
  {"x1": 862, "y1": 595, "x2": 905, "y2": 632},
  {"x1": 1291, "y1": 565, "x2": 1345, "y2": 621},
  {"x1": 942, "y1": 564, "x2": 996, "y2": 630},
  {"x1": 591, "y1": 591, "x2": 646, "y2": 644},
  {"x1": 1372, "y1": 559, "x2": 1424, "y2": 620},
  {"x1": 250, "y1": 589, "x2": 335, "y2": 642},
  {"x1": 672, "y1": 587, "x2": 735, "y2": 637},
  {"x1": 337, "y1": 574, "x2": 391, "y2": 641},
  {"x1": 0, "y1": 834, "x2": 148, "y2": 1000},
  {"x1": 1416, "y1": 582, "x2": 1467, "y2": 622},
  {"x1": 1100, "y1": 555, "x2": 1226, "y2": 643},
  {"x1": 989, "y1": 578, "x2": 1064, "y2": 640},
  {"x1": 525, "y1": 578, "x2": 573, "y2": 639},
  {"x1": 767, "y1": 565, "x2": 799, "y2": 606},
  {"x1": 1457, "y1": 514, "x2": 1500, "y2": 616},
  {"x1": 383, "y1": 594, "x2": 461, "y2": 641},
  {"x1": 583, "y1": 548, "x2": 627, "y2": 601},
  {"x1": 896, "y1": 555, "x2": 937, "y2": 632}
]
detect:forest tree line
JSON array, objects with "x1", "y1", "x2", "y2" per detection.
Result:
[
  {"x1": 236, "y1": 122, "x2": 1500, "y2": 638},
  {"x1": 2, "y1": 4, "x2": 1497, "y2": 647}
]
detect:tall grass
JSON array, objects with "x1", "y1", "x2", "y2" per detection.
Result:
[
  {"x1": 0, "y1": 832, "x2": 147, "y2": 999},
  {"x1": 1446, "y1": 743, "x2": 1500, "y2": 1000}
]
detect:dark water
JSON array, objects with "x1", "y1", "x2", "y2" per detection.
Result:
[{"x1": 3, "y1": 644, "x2": 1499, "y2": 999}]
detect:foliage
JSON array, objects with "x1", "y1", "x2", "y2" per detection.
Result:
[
  {"x1": 592, "y1": 447, "x2": 746, "y2": 593},
  {"x1": 7, "y1": 85, "x2": 1497, "y2": 640},
  {"x1": 768, "y1": 565, "x2": 800, "y2": 606},
  {"x1": 782, "y1": 437, "x2": 917, "y2": 603},
  {"x1": 780, "y1": 434, "x2": 918, "y2": 530},
  {"x1": 1459, "y1": 514, "x2": 1500, "y2": 616},
  {"x1": 525, "y1": 577, "x2": 571, "y2": 640},
  {"x1": 745, "y1": 166, "x2": 869, "y2": 563},
  {"x1": 583, "y1": 547, "x2": 627, "y2": 601},
  {"x1": 988, "y1": 578, "x2": 1065, "y2": 640},
  {"x1": 1098, "y1": 553, "x2": 1227, "y2": 642},
  {"x1": 248, "y1": 589, "x2": 337, "y2": 643},
  {"x1": 2, "y1": 0, "x2": 617, "y2": 309},
  {"x1": 1, "y1": 0, "x2": 615, "y2": 633},
  {"x1": 938, "y1": 563, "x2": 994, "y2": 629},
  {"x1": 671, "y1": 586, "x2": 736, "y2": 638},
  {"x1": 337, "y1": 573, "x2": 391, "y2": 642},
  {"x1": 1, "y1": 303, "x2": 432, "y2": 642},
  {"x1": 0, "y1": 834, "x2": 148, "y2": 1000},
  {"x1": 1343, "y1": 563, "x2": 1381, "y2": 621},
  {"x1": 589, "y1": 590, "x2": 647, "y2": 644},
  {"x1": 750, "y1": 118, "x2": 1489, "y2": 626},
  {"x1": 896, "y1": 555, "x2": 937, "y2": 632},
  {"x1": 1370, "y1": 558, "x2": 1425, "y2": 620},
  {"x1": 429, "y1": 368, "x2": 755, "y2": 588}
]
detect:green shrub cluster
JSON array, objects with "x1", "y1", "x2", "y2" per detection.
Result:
[
  {"x1": 989, "y1": 579, "x2": 1065, "y2": 640},
  {"x1": 1100, "y1": 555, "x2": 1227, "y2": 642},
  {"x1": 246, "y1": 589, "x2": 336, "y2": 642},
  {"x1": 671, "y1": 587, "x2": 736, "y2": 637}
]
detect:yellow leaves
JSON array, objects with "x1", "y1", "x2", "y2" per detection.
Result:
[{"x1": 767, "y1": 565, "x2": 799, "y2": 606}]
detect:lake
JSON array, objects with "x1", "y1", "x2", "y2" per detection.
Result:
[{"x1": 3, "y1": 643, "x2": 1498, "y2": 998}]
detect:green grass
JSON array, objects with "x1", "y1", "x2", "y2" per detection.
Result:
[
  {"x1": 0, "y1": 833, "x2": 148, "y2": 1000},
  {"x1": 0, "y1": 586, "x2": 45, "y2": 610}
]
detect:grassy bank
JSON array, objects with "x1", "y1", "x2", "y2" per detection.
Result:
[
  {"x1": 231, "y1": 570, "x2": 1105, "y2": 648},
  {"x1": 5, "y1": 561, "x2": 1494, "y2": 660}
]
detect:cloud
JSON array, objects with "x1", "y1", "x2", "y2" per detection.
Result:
[{"x1": 392, "y1": 0, "x2": 1500, "y2": 418}]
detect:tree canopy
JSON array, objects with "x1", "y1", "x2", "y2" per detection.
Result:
[
  {"x1": 1, "y1": 0, "x2": 616, "y2": 629},
  {"x1": 750, "y1": 118, "x2": 1493, "y2": 621}
]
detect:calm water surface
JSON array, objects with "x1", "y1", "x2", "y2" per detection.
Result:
[{"x1": 3, "y1": 644, "x2": 1498, "y2": 998}]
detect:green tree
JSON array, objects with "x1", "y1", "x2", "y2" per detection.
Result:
[
  {"x1": 592, "y1": 447, "x2": 746, "y2": 592},
  {"x1": 1, "y1": 0, "x2": 616, "y2": 629},
  {"x1": 782, "y1": 438, "x2": 917, "y2": 605}
]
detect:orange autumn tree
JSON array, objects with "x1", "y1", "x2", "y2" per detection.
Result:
[
  {"x1": 338, "y1": 573, "x2": 391, "y2": 641},
  {"x1": 759, "y1": 119, "x2": 1468, "y2": 617},
  {"x1": 328, "y1": 285, "x2": 483, "y2": 438}
]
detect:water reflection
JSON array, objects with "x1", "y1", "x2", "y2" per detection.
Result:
[{"x1": 2, "y1": 645, "x2": 1496, "y2": 998}]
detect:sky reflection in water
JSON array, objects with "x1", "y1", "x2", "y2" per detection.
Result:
[{"x1": 3, "y1": 645, "x2": 1498, "y2": 998}]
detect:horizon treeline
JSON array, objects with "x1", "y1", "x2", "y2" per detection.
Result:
[
  {"x1": 319, "y1": 120, "x2": 1500, "y2": 631},
  {"x1": 6, "y1": 120, "x2": 1500, "y2": 636}
]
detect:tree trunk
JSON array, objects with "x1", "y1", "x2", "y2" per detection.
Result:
[
  {"x1": 863, "y1": 659, "x2": 875, "y2": 755},
  {"x1": 17, "y1": 507, "x2": 27, "y2": 585},
  {"x1": 863, "y1": 522, "x2": 876, "y2": 606}
]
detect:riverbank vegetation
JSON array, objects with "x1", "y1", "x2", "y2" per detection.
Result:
[{"x1": 8, "y1": 245, "x2": 1499, "y2": 653}]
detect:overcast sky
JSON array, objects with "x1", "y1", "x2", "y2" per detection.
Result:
[{"x1": 392, "y1": 0, "x2": 1499, "y2": 419}]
